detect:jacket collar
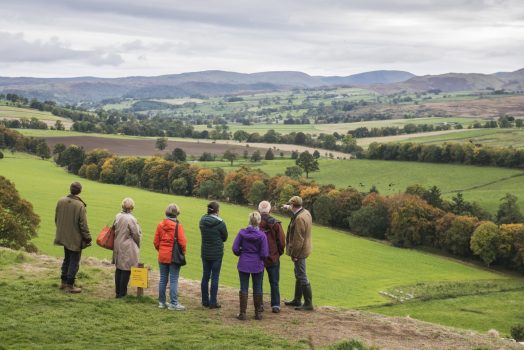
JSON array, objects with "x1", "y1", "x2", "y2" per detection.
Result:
[{"x1": 67, "y1": 194, "x2": 87, "y2": 207}]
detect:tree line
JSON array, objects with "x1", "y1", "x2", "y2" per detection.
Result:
[
  {"x1": 367, "y1": 141, "x2": 524, "y2": 169},
  {"x1": 49, "y1": 142, "x2": 524, "y2": 274}
]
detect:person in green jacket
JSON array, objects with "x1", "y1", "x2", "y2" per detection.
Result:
[
  {"x1": 54, "y1": 182, "x2": 91, "y2": 293},
  {"x1": 199, "y1": 201, "x2": 228, "y2": 308}
]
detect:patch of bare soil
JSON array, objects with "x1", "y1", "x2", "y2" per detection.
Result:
[
  {"x1": 21, "y1": 251, "x2": 521, "y2": 350},
  {"x1": 43, "y1": 136, "x2": 270, "y2": 157}
]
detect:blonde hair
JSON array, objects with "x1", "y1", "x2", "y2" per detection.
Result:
[
  {"x1": 121, "y1": 197, "x2": 135, "y2": 212},
  {"x1": 165, "y1": 203, "x2": 180, "y2": 216},
  {"x1": 248, "y1": 212, "x2": 261, "y2": 227}
]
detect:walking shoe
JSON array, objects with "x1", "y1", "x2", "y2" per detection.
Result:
[
  {"x1": 59, "y1": 281, "x2": 67, "y2": 290},
  {"x1": 158, "y1": 302, "x2": 167, "y2": 309},
  {"x1": 209, "y1": 303, "x2": 221, "y2": 309},
  {"x1": 64, "y1": 284, "x2": 82, "y2": 293},
  {"x1": 168, "y1": 303, "x2": 186, "y2": 311},
  {"x1": 272, "y1": 306, "x2": 281, "y2": 313}
]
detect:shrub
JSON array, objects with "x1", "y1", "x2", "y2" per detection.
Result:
[
  {"x1": 437, "y1": 215, "x2": 479, "y2": 256},
  {"x1": 171, "y1": 178, "x2": 188, "y2": 195},
  {"x1": 247, "y1": 180, "x2": 267, "y2": 205},
  {"x1": 328, "y1": 339, "x2": 374, "y2": 350},
  {"x1": 284, "y1": 165, "x2": 303, "y2": 179},
  {"x1": 470, "y1": 221, "x2": 500, "y2": 266},
  {"x1": 386, "y1": 194, "x2": 443, "y2": 247},
  {"x1": 313, "y1": 195, "x2": 336, "y2": 225},
  {"x1": 349, "y1": 204, "x2": 389, "y2": 239},
  {"x1": 0, "y1": 176, "x2": 39, "y2": 251},
  {"x1": 0, "y1": 150, "x2": 3, "y2": 159},
  {"x1": 511, "y1": 324, "x2": 524, "y2": 341}
]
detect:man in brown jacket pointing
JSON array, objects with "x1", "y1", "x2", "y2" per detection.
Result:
[
  {"x1": 283, "y1": 196, "x2": 314, "y2": 311},
  {"x1": 54, "y1": 182, "x2": 91, "y2": 293}
]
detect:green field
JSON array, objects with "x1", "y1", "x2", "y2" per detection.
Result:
[
  {"x1": 192, "y1": 117, "x2": 479, "y2": 135},
  {"x1": 0, "y1": 105, "x2": 69, "y2": 122},
  {"x1": 198, "y1": 158, "x2": 524, "y2": 214},
  {"x1": 403, "y1": 128, "x2": 524, "y2": 149},
  {"x1": 1, "y1": 154, "x2": 523, "y2": 335}
]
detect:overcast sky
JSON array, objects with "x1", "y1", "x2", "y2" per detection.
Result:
[{"x1": 1, "y1": 0, "x2": 523, "y2": 78}]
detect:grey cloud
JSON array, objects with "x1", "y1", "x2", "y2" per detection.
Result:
[{"x1": 0, "y1": 32, "x2": 124, "y2": 66}]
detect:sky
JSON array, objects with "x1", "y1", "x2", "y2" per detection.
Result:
[{"x1": 0, "y1": 0, "x2": 523, "y2": 78}]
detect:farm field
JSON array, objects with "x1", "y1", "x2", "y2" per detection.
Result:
[
  {"x1": 0, "y1": 105, "x2": 69, "y2": 122},
  {"x1": 192, "y1": 117, "x2": 480, "y2": 135},
  {"x1": 401, "y1": 128, "x2": 524, "y2": 149},
  {"x1": 198, "y1": 158, "x2": 524, "y2": 214},
  {"x1": 1, "y1": 154, "x2": 523, "y2": 336}
]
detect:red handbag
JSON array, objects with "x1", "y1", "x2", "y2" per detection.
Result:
[{"x1": 96, "y1": 224, "x2": 115, "y2": 250}]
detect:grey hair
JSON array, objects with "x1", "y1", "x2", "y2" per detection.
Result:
[
  {"x1": 121, "y1": 197, "x2": 135, "y2": 212},
  {"x1": 165, "y1": 203, "x2": 180, "y2": 216},
  {"x1": 248, "y1": 212, "x2": 261, "y2": 227},
  {"x1": 258, "y1": 200, "x2": 271, "y2": 214}
]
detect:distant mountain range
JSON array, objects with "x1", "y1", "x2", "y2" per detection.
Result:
[{"x1": 0, "y1": 68, "x2": 523, "y2": 103}]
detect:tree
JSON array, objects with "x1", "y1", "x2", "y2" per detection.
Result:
[
  {"x1": 155, "y1": 137, "x2": 168, "y2": 151},
  {"x1": 223, "y1": 149, "x2": 237, "y2": 166},
  {"x1": 54, "y1": 120, "x2": 65, "y2": 131},
  {"x1": 172, "y1": 148, "x2": 187, "y2": 162},
  {"x1": 516, "y1": 119, "x2": 524, "y2": 128},
  {"x1": 470, "y1": 221, "x2": 500, "y2": 266},
  {"x1": 36, "y1": 141, "x2": 51, "y2": 160},
  {"x1": 348, "y1": 204, "x2": 389, "y2": 239},
  {"x1": 436, "y1": 215, "x2": 479, "y2": 256},
  {"x1": 264, "y1": 148, "x2": 274, "y2": 160},
  {"x1": 199, "y1": 152, "x2": 214, "y2": 161},
  {"x1": 233, "y1": 130, "x2": 250, "y2": 143},
  {"x1": 247, "y1": 180, "x2": 267, "y2": 205},
  {"x1": 285, "y1": 165, "x2": 303, "y2": 179},
  {"x1": 312, "y1": 150, "x2": 320, "y2": 159},
  {"x1": 291, "y1": 150, "x2": 299, "y2": 159},
  {"x1": 0, "y1": 176, "x2": 39, "y2": 251},
  {"x1": 497, "y1": 193, "x2": 524, "y2": 224},
  {"x1": 312, "y1": 195, "x2": 335, "y2": 225},
  {"x1": 296, "y1": 151, "x2": 319, "y2": 178},
  {"x1": 53, "y1": 143, "x2": 66, "y2": 155},
  {"x1": 294, "y1": 132, "x2": 306, "y2": 145},
  {"x1": 225, "y1": 180, "x2": 244, "y2": 203},
  {"x1": 58, "y1": 145, "x2": 85, "y2": 174},
  {"x1": 0, "y1": 150, "x2": 3, "y2": 159},
  {"x1": 250, "y1": 150, "x2": 262, "y2": 162}
]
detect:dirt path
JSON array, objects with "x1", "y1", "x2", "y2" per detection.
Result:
[{"x1": 23, "y1": 252, "x2": 521, "y2": 350}]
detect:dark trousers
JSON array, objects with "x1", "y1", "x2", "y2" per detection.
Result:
[
  {"x1": 60, "y1": 247, "x2": 82, "y2": 285},
  {"x1": 115, "y1": 269, "x2": 131, "y2": 298},
  {"x1": 201, "y1": 258, "x2": 222, "y2": 306},
  {"x1": 293, "y1": 258, "x2": 309, "y2": 286},
  {"x1": 239, "y1": 271, "x2": 263, "y2": 294},
  {"x1": 266, "y1": 261, "x2": 280, "y2": 307}
]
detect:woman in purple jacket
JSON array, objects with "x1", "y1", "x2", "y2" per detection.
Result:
[{"x1": 232, "y1": 212, "x2": 269, "y2": 320}]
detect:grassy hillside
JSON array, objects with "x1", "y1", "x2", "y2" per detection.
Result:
[
  {"x1": 199, "y1": 158, "x2": 524, "y2": 214},
  {"x1": 403, "y1": 128, "x2": 524, "y2": 149},
  {"x1": 1, "y1": 154, "x2": 524, "y2": 336},
  {"x1": 0, "y1": 105, "x2": 68, "y2": 122}
]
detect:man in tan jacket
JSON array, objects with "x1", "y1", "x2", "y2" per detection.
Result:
[
  {"x1": 284, "y1": 196, "x2": 314, "y2": 311},
  {"x1": 54, "y1": 182, "x2": 91, "y2": 293}
]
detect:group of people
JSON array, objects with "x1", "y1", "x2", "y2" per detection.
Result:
[{"x1": 54, "y1": 182, "x2": 314, "y2": 320}]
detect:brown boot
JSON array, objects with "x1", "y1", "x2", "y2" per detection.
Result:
[
  {"x1": 64, "y1": 284, "x2": 82, "y2": 293},
  {"x1": 254, "y1": 293, "x2": 263, "y2": 320},
  {"x1": 59, "y1": 281, "x2": 67, "y2": 290},
  {"x1": 237, "y1": 291, "x2": 248, "y2": 321}
]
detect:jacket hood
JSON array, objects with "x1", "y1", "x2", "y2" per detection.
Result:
[
  {"x1": 200, "y1": 214, "x2": 223, "y2": 228},
  {"x1": 160, "y1": 218, "x2": 177, "y2": 231},
  {"x1": 238, "y1": 227, "x2": 264, "y2": 242}
]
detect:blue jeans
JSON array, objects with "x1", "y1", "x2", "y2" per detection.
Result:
[
  {"x1": 239, "y1": 271, "x2": 263, "y2": 294},
  {"x1": 266, "y1": 261, "x2": 280, "y2": 307},
  {"x1": 201, "y1": 258, "x2": 222, "y2": 306},
  {"x1": 158, "y1": 263, "x2": 181, "y2": 305}
]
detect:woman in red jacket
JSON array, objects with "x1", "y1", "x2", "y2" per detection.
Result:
[{"x1": 153, "y1": 203, "x2": 187, "y2": 311}]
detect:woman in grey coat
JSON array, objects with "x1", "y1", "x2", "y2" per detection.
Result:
[{"x1": 113, "y1": 197, "x2": 141, "y2": 298}]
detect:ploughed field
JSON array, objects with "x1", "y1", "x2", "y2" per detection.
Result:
[
  {"x1": 41, "y1": 135, "x2": 269, "y2": 157},
  {"x1": 1, "y1": 154, "x2": 523, "y2": 336}
]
